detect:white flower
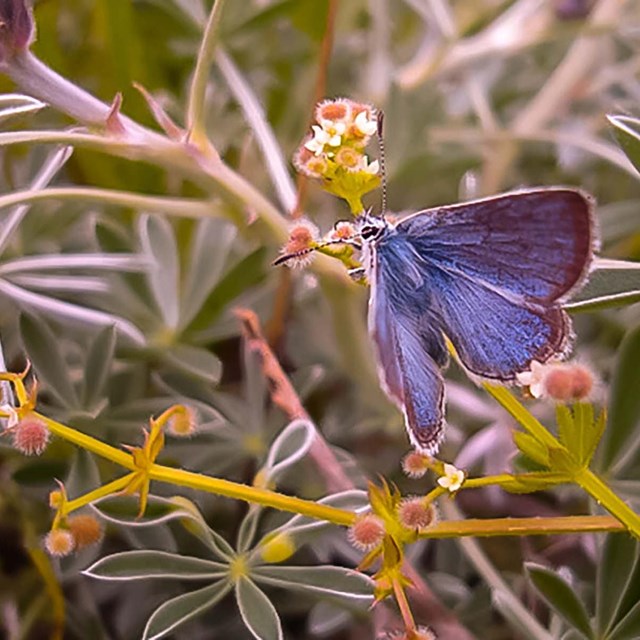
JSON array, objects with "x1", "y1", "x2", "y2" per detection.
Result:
[
  {"x1": 362, "y1": 157, "x2": 379, "y2": 174},
  {"x1": 304, "y1": 122, "x2": 346, "y2": 155},
  {"x1": 516, "y1": 360, "x2": 546, "y2": 398},
  {"x1": 437, "y1": 463, "x2": 465, "y2": 492},
  {"x1": 0, "y1": 403, "x2": 20, "y2": 430},
  {"x1": 354, "y1": 110, "x2": 377, "y2": 136}
]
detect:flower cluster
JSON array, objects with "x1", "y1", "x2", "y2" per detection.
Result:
[
  {"x1": 293, "y1": 98, "x2": 381, "y2": 213},
  {"x1": 517, "y1": 360, "x2": 595, "y2": 402}
]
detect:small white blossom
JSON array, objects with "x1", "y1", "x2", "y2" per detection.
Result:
[
  {"x1": 516, "y1": 360, "x2": 546, "y2": 398},
  {"x1": 437, "y1": 463, "x2": 465, "y2": 492},
  {"x1": 0, "y1": 404, "x2": 19, "y2": 430},
  {"x1": 362, "y1": 157, "x2": 379, "y2": 174},
  {"x1": 354, "y1": 110, "x2": 377, "y2": 136}
]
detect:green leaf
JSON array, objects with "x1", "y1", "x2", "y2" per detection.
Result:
[
  {"x1": 608, "y1": 115, "x2": 640, "y2": 174},
  {"x1": 598, "y1": 325, "x2": 640, "y2": 473},
  {"x1": 161, "y1": 344, "x2": 222, "y2": 384},
  {"x1": 525, "y1": 563, "x2": 593, "y2": 639},
  {"x1": 261, "y1": 418, "x2": 315, "y2": 484},
  {"x1": 65, "y1": 449, "x2": 101, "y2": 500},
  {"x1": 609, "y1": 600, "x2": 640, "y2": 640},
  {"x1": 512, "y1": 431, "x2": 550, "y2": 467},
  {"x1": 19, "y1": 312, "x2": 79, "y2": 408},
  {"x1": 596, "y1": 534, "x2": 640, "y2": 637},
  {"x1": 143, "y1": 581, "x2": 231, "y2": 640},
  {"x1": 236, "y1": 577, "x2": 283, "y2": 640},
  {"x1": 498, "y1": 472, "x2": 570, "y2": 493},
  {"x1": 557, "y1": 404, "x2": 576, "y2": 452},
  {"x1": 83, "y1": 550, "x2": 228, "y2": 580},
  {"x1": 566, "y1": 260, "x2": 640, "y2": 312},
  {"x1": 82, "y1": 324, "x2": 117, "y2": 410},
  {"x1": 253, "y1": 565, "x2": 373, "y2": 601},
  {"x1": 138, "y1": 214, "x2": 180, "y2": 329}
]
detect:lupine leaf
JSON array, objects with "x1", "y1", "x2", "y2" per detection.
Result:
[{"x1": 236, "y1": 577, "x2": 283, "y2": 640}]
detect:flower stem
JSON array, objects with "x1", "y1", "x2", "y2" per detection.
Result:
[{"x1": 63, "y1": 474, "x2": 135, "y2": 515}]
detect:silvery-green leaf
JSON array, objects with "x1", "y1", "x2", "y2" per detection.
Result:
[
  {"x1": 161, "y1": 344, "x2": 222, "y2": 384},
  {"x1": 608, "y1": 600, "x2": 640, "y2": 640},
  {"x1": 138, "y1": 214, "x2": 180, "y2": 329},
  {"x1": 236, "y1": 578, "x2": 283, "y2": 640},
  {"x1": 262, "y1": 418, "x2": 315, "y2": 483},
  {"x1": 566, "y1": 259, "x2": 640, "y2": 312},
  {"x1": 253, "y1": 565, "x2": 373, "y2": 601},
  {"x1": 143, "y1": 581, "x2": 231, "y2": 640},
  {"x1": 83, "y1": 550, "x2": 228, "y2": 581},
  {"x1": 66, "y1": 449, "x2": 101, "y2": 500},
  {"x1": 308, "y1": 602, "x2": 353, "y2": 637},
  {"x1": 0, "y1": 93, "x2": 46, "y2": 123},
  {"x1": 82, "y1": 324, "x2": 117, "y2": 410}
]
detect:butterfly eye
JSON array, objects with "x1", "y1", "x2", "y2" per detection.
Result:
[{"x1": 360, "y1": 225, "x2": 380, "y2": 240}]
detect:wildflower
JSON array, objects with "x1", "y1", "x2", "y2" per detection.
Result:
[
  {"x1": 279, "y1": 219, "x2": 319, "y2": 268},
  {"x1": 167, "y1": 406, "x2": 197, "y2": 437},
  {"x1": 293, "y1": 146, "x2": 328, "y2": 178},
  {"x1": 353, "y1": 109, "x2": 378, "y2": 137},
  {"x1": 437, "y1": 463, "x2": 465, "y2": 493},
  {"x1": 11, "y1": 416, "x2": 49, "y2": 455},
  {"x1": 347, "y1": 513, "x2": 385, "y2": 551},
  {"x1": 516, "y1": 360, "x2": 546, "y2": 398},
  {"x1": 305, "y1": 121, "x2": 346, "y2": 155},
  {"x1": 327, "y1": 220, "x2": 356, "y2": 242},
  {"x1": 0, "y1": 403, "x2": 19, "y2": 429},
  {"x1": 401, "y1": 451, "x2": 431, "y2": 479},
  {"x1": 44, "y1": 529, "x2": 75, "y2": 557},
  {"x1": 67, "y1": 514, "x2": 103, "y2": 549},
  {"x1": 315, "y1": 98, "x2": 352, "y2": 124},
  {"x1": 398, "y1": 497, "x2": 438, "y2": 531}
]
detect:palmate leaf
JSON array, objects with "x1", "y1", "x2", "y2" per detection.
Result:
[
  {"x1": 236, "y1": 577, "x2": 283, "y2": 640},
  {"x1": 143, "y1": 581, "x2": 232, "y2": 640},
  {"x1": 525, "y1": 563, "x2": 593, "y2": 639},
  {"x1": 84, "y1": 550, "x2": 228, "y2": 581}
]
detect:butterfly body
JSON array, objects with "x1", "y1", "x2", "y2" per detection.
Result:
[{"x1": 358, "y1": 188, "x2": 596, "y2": 453}]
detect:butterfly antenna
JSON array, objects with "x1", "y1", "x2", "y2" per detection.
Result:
[{"x1": 376, "y1": 110, "x2": 388, "y2": 217}]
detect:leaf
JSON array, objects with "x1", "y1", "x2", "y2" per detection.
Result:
[
  {"x1": 161, "y1": 344, "x2": 222, "y2": 384},
  {"x1": 261, "y1": 418, "x2": 315, "y2": 484},
  {"x1": 608, "y1": 115, "x2": 640, "y2": 174},
  {"x1": 512, "y1": 431, "x2": 549, "y2": 467},
  {"x1": 566, "y1": 260, "x2": 640, "y2": 312},
  {"x1": 82, "y1": 324, "x2": 117, "y2": 410},
  {"x1": 0, "y1": 93, "x2": 46, "y2": 123},
  {"x1": 609, "y1": 599, "x2": 640, "y2": 640},
  {"x1": 65, "y1": 449, "x2": 101, "y2": 500},
  {"x1": 236, "y1": 577, "x2": 283, "y2": 640},
  {"x1": 597, "y1": 324, "x2": 640, "y2": 473},
  {"x1": 138, "y1": 215, "x2": 180, "y2": 329},
  {"x1": 525, "y1": 563, "x2": 593, "y2": 639},
  {"x1": 498, "y1": 472, "x2": 570, "y2": 493},
  {"x1": 253, "y1": 565, "x2": 373, "y2": 601},
  {"x1": 19, "y1": 312, "x2": 79, "y2": 408},
  {"x1": 143, "y1": 581, "x2": 231, "y2": 640},
  {"x1": 83, "y1": 550, "x2": 228, "y2": 581},
  {"x1": 596, "y1": 534, "x2": 640, "y2": 637}
]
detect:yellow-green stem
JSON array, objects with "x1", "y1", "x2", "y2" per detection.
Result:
[
  {"x1": 575, "y1": 468, "x2": 640, "y2": 536},
  {"x1": 483, "y1": 384, "x2": 560, "y2": 449},
  {"x1": 148, "y1": 463, "x2": 356, "y2": 526},
  {"x1": 37, "y1": 413, "x2": 134, "y2": 469},
  {"x1": 63, "y1": 474, "x2": 135, "y2": 515},
  {"x1": 420, "y1": 515, "x2": 623, "y2": 539}
]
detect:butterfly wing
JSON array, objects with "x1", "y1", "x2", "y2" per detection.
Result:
[
  {"x1": 394, "y1": 188, "x2": 594, "y2": 381},
  {"x1": 369, "y1": 258, "x2": 448, "y2": 452},
  {"x1": 397, "y1": 188, "x2": 595, "y2": 305}
]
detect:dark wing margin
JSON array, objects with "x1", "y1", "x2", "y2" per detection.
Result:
[
  {"x1": 369, "y1": 271, "x2": 448, "y2": 453},
  {"x1": 397, "y1": 188, "x2": 596, "y2": 305}
]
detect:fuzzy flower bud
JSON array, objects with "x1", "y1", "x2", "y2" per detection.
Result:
[
  {"x1": 44, "y1": 529, "x2": 75, "y2": 557},
  {"x1": 260, "y1": 532, "x2": 296, "y2": 564},
  {"x1": 67, "y1": 514, "x2": 103, "y2": 549},
  {"x1": 279, "y1": 218, "x2": 319, "y2": 268},
  {"x1": 347, "y1": 513, "x2": 385, "y2": 551},
  {"x1": 401, "y1": 451, "x2": 431, "y2": 479},
  {"x1": 398, "y1": 498, "x2": 438, "y2": 531},
  {"x1": 12, "y1": 417, "x2": 49, "y2": 456},
  {"x1": 167, "y1": 406, "x2": 198, "y2": 437},
  {"x1": 517, "y1": 360, "x2": 595, "y2": 402}
]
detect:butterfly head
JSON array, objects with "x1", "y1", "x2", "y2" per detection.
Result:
[{"x1": 357, "y1": 209, "x2": 388, "y2": 242}]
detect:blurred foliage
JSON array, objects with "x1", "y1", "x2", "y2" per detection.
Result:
[{"x1": 1, "y1": 0, "x2": 640, "y2": 639}]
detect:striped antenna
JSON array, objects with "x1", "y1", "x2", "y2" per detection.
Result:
[{"x1": 376, "y1": 110, "x2": 388, "y2": 217}]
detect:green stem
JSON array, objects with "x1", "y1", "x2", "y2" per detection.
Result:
[
  {"x1": 575, "y1": 468, "x2": 640, "y2": 536},
  {"x1": 483, "y1": 384, "x2": 560, "y2": 449},
  {"x1": 186, "y1": 0, "x2": 228, "y2": 145}
]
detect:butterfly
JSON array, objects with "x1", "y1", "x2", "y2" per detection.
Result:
[
  {"x1": 356, "y1": 188, "x2": 596, "y2": 453},
  {"x1": 277, "y1": 188, "x2": 596, "y2": 454}
]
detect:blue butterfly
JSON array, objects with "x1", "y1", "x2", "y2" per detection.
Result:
[{"x1": 356, "y1": 188, "x2": 596, "y2": 453}]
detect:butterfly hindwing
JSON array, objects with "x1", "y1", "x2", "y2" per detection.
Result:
[{"x1": 369, "y1": 264, "x2": 447, "y2": 452}]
